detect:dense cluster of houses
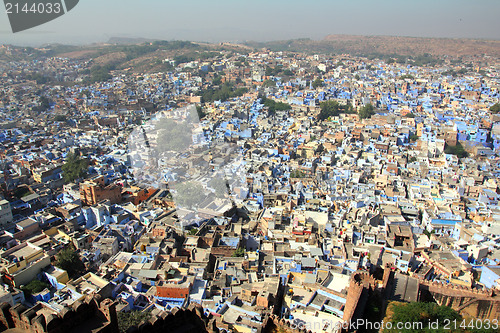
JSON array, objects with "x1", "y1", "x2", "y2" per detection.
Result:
[{"x1": 0, "y1": 44, "x2": 499, "y2": 332}]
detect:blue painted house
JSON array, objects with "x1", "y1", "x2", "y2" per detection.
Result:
[{"x1": 479, "y1": 266, "x2": 500, "y2": 289}]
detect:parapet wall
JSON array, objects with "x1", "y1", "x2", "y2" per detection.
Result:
[{"x1": 0, "y1": 296, "x2": 216, "y2": 333}]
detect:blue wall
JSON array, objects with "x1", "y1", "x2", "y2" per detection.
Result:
[{"x1": 479, "y1": 266, "x2": 500, "y2": 289}]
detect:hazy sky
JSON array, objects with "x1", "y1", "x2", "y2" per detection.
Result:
[{"x1": 1, "y1": 0, "x2": 499, "y2": 46}]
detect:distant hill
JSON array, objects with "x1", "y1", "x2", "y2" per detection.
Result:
[
  {"x1": 2, "y1": 34, "x2": 498, "y2": 72},
  {"x1": 51, "y1": 40, "x2": 253, "y2": 73},
  {"x1": 0, "y1": 39, "x2": 255, "y2": 73},
  {"x1": 107, "y1": 37, "x2": 158, "y2": 45},
  {"x1": 323, "y1": 34, "x2": 500, "y2": 57},
  {"x1": 247, "y1": 35, "x2": 500, "y2": 57}
]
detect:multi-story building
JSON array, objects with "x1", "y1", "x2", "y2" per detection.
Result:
[
  {"x1": 0, "y1": 200, "x2": 13, "y2": 226},
  {"x1": 80, "y1": 175, "x2": 121, "y2": 206}
]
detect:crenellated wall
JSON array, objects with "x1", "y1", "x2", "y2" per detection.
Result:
[
  {"x1": 420, "y1": 281, "x2": 500, "y2": 321},
  {"x1": 0, "y1": 296, "x2": 218, "y2": 333},
  {"x1": 0, "y1": 295, "x2": 118, "y2": 333},
  {"x1": 260, "y1": 314, "x2": 312, "y2": 333},
  {"x1": 122, "y1": 304, "x2": 214, "y2": 333},
  {"x1": 381, "y1": 265, "x2": 500, "y2": 322}
]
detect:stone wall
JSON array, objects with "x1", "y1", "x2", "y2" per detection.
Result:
[
  {"x1": 419, "y1": 279, "x2": 500, "y2": 321},
  {"x1": 123, "y1": 304, "x2": 214, "y2": 333},
  {"x1": 0, "y1": 296, "x2": 118, "y2": 333},
  {"x1": 0, "y1": 296, "x2": 219, "y2": 333}
]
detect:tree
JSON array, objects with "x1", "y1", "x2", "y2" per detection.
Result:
[
  {"x1": 21, "y1": 280, "x2": 50, "y2": 297},
  {"x1": 359, "y1": 103, "x2": 375, "y2": 119},
  {"x1": 212, "y1": 75, "x2": 222, "y2": 85},
  {"x1": 317, "y1": 100, "x2": 355, "y2": 121},
  {"x1": 232, "y1": 247, "x2": 245, "y2": 257},
  {"x1": 265, "y1": 65, "x2": 284, "y2": 76},
  {"x1": 56, "y1": 246, "x2": 85, "y2": 278},
  {"x1": 344, "y1": 103, "x2": 355, "y2": 114},
  {"x1": 409, "y1": 134, "x2": 419, "y2": 142},
  {"x1": 14, "y1": 186, "x2": 31, "y2": 199},
  {"x1": 39, "y1": 96, "x2": 51, "y2": 110},
  {"x1": 290, "y1": 170, "x2": 306, "y2": 178},
  {"x1": 157, "y1": 118, "x2": 192, "y2": 152},
  {"x1": 117, "y1": 311, "x2": 151, "y2": 333},
  {"x1": 261, "y1": 97, "x2": 291, "y2": 116},
  {"x1": 399, "y1": 74, "x2": 415, "y2": 80},
  {"x1": 382, "y1": 301, "x2": 468, "y2": 333},
  {"x1": 200, "y1": 82, "x2": 247, "y2": 103},
  {"x1": 62, "y1": 153, "x2": 88, "y2": 183},
  {"x1": 311, "y1": 78, "x2": 323, "y2": 89},
  {"x1": 32, "y1": 95, "x2": 51, "y2": 112},
  {"x1": 28, "y1": 73, "x2": 50, "y2": 84},
  {"x1": 262, "y1": 79, "x2": 275, "y2": 88},
  {"x1": 173, "y1": 181, "x2": 208, "y2": 209},
  {"x1": 87, "y1": 64, "x2": 114, "y2": 83},
  {"x1": 208, "y1": 177, "x2": 228, "y2": 197},
  {"x1": 173, "y1": 54, "x2": 195, "y2": 65},
  {"x1": 318, "y1": 100, "x2": 341, "y2": 120},
  {"x1": 490, "y1": 103, "x2": 500, "y2": 113},
  {"x1": 54, "y1": 115, "x2": 67, "y2": 122}
]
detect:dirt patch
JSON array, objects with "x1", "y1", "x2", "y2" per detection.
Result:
[
  {"x1": 58, "y1": 50, "x2": 98, "y2": 59},
  {"x1": 92, "y1": 52, "x2": 128, "y2": 66}
]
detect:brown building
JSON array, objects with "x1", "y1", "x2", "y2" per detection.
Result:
[
  {"x1": 156, "y1": 280, "x2": 192, "y2": 299},
  {"x1": 80, "y1": 176, "x2": 122, "y2": 206},
  {"x1": 386, "y1": 163, "x2": 399, "y2": 176},
  {"x1": 445, "y1": 130, "x2": 458, "y2": 147},
  {"x1": 93, "y1": 115, "x2": 120, "y2": 127},
  {"x1": 122, "y1": 186, "x2": 156, "y2": 206}
]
